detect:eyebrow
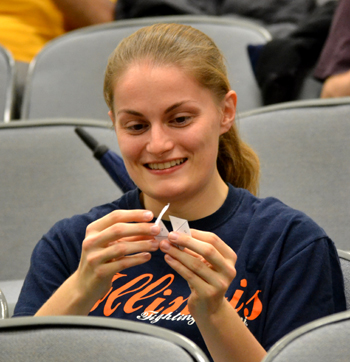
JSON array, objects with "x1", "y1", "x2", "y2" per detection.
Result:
[
  {"x1": 117, "y1": 101, "x2": 192, "y2": 117},
  {"x1": 164, "y1": 101, "x2": 190, "y2": 114},
  {"x1": 117, "y1": 109, "x2": 143, "y2": 117}
]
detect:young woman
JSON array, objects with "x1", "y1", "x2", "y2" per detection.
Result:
[{"x1": 14, "y1": 23, "x2": 346, "y2": 362}]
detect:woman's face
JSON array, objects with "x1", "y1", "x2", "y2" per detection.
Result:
[{"x1": 109, "y1": 62, "x2": 236, "y2": 205}]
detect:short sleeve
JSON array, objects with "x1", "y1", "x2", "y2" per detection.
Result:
[
  {"x1": 262, "y1": 237, "x2": 346, "y2": 350},
  {"x1": 13, "y1": 220, "x2": 82, "y2": 317}
]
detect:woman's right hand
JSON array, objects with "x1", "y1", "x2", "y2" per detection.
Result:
[
  {"x1": 75, "y1": 209, "x2": 160, "y2": 304},
  {"x1": 34, "y1": 209, "x2": 160, "y2": 316}
]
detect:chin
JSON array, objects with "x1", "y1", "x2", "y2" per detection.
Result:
[{"x1": 144, "y1": 184, "x2": 190, "y2": 203}]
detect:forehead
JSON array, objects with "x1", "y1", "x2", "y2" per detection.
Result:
[
  {"x1": 113, "y1": 62, "x2": 217, "y2": 109},
  {"x1": 116, "y1": 61, "x2": 195, "y2": 88}
]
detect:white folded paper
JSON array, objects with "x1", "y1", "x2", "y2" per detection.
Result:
[{"x1": 154, "y1": 204, "x2": 191, "y2": 250}]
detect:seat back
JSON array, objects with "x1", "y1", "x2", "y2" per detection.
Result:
[
  {"x1": 0, "y1": 316, "x2": 209, "y2": 362},
  {"x1": 297, "y1": 73, "x2": 323, "y2": 101},
  {"x1": 0, "y1": 280, "x2": 23, "y2": 318},
  {"x1": 21, "y1": 15, "x2": 271, "y2": 120},
  {"x1": 338, "y1": 250, "x2": 350, "y2": 310},
  {"x1": 0, "y1": 288, "x2": 9, "y2": 319},
  {"x1": 0, "y1": 120, "x2": 123, "y2": 311},
  {"x1": 262, "y1": 310, "x2": 350, "y2": 362},
  {"x1": 239, "y1": 98, "x2": 350, "y2": 251},
  {"x1": 0, "y1": 45, "x2": 15, "y2": 122}
]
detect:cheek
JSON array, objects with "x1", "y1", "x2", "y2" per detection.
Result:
[
  {"x1": 191, "y1": 133, "x2": 219, "y2": 165},
  {"x1": 117, "y1": 140, "x2": 142, "y2": 184},
  {"x1": 200, "y1": 130, "x2": 221, "y2": 164},
  {"x1": 199, "y1": 120, "x2": 221, "y2": 147},
  {"x1": 117, "y1": 133, "x2": 140, "y2": 166}
]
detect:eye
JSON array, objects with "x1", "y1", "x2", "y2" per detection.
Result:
[
  {"x1": 170, "y1": 116, "x2": 192, "y2": 127},
  {"x1": 125, "y1": 121, "x2": 149, "y2": 134}
]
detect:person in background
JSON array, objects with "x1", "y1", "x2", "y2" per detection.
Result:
[
  {"x1": 247, "y1": 1, "x2": 337, "y2": 105},
  {"x1": 0, "y1": 0, "x2": 117, "y2": 118},
  {"x1": 13, "y1": 23, "x2": 346, "y2": 362},
  {"x1": 314, "y1": 0, "x2": 350, "y2": 98}
]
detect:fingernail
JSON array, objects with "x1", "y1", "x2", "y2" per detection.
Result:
[
  {"x1": 161, "y1": 240, "x2": 171, "y2": 250},
  {"x1": 168, "y1": 232, "x2": 178, "y2": 241},
  {"x1": 144, "y1": 211, "x2": 153, "y2": 220},
  {"x1": 151, "y1": 239, "x2": 160, "y2": 249},
  {"x1": 165, "y1": 254, "x2": 174, "y2": 262},
  {"x1": 150, "y1": 225, "x2": 160, "y2": 235}
]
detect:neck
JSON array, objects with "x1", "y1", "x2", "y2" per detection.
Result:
[{"x1": 141, "y1": 175, "x2": 229, "y2": 221}]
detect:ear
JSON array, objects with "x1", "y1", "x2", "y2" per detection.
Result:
[
  {"x1": 220, "y1": 90, "x2": 237, "y2": 135},
  {"x1": 108, "y1": 110, "x2": 116, "y2": 126}
]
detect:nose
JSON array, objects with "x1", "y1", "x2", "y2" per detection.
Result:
[{"x1": 146, "y1": 124, "x2": 174, "y2": 156}]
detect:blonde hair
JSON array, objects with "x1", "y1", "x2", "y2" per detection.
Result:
[{"x1": 104, "y1": 23, "x2": 260, "y2": 195}]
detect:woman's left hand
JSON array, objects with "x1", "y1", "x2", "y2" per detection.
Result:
[
  {"x1": 159, "y1": 229, "x2": 237, "y2": 319},
  {"x1": 160, "y1": 230, "x2": 267, "y2": 362}
]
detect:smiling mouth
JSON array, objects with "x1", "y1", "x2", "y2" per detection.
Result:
[{"x1": 146, "y1": 158, "x2": 187, "y2": 170}]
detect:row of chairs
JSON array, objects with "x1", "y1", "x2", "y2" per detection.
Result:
[
  {"x1": 239, "y1": 97, "x2": 350, "y2": 248},
  {"x1": 0, "y1": 309, "x2": 350, "y2": 362},
  {"x1": 0, "y1": 45, "x2": 15, "y2": 122},
  {"x1": 240, "y1": 97, "x2": 350, "y2": 361},
  {"x1": 0, "y1": 96, "x2": 349, "y2": 316},
  {"x1": 0, "y1": 99, "x2": 349, "y2": 362},
  {"x1": 0, "y1": 15, "x2": 323, "y2": 122},
  {"x1": 0, "y1": 13, "x2": 349, "y2": 362},
  {"x1": 0, "y1": 315, "x2": 209, "y2": 362}
]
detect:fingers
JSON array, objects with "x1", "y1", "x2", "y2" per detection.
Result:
[
  {"x1": 190, "y1": 229, "x2": 236, "y2": 260},
  {"x1": 88, "y1": 252, "x2": 153, "y2": 282},
  {"x1": 90, "y1": 238, "x2": 159, "y2": 266},
  {"x1": 168, "y1": 229, "x2": 236, "y2": 274},
  {"x1": 88, "y1": 209, "x2": 154, "y2": 233},
  {"x1": 81, "y1": 208, "x2": 161, "y2": 274},
  {"x1": 76, "y1": 250, "x2": 153, "y2": 302},
  {"x1": 84, "y1": 209, "x2": 160, "y2": 249},
  {"x1": 161, "y1": 240, "x2": 234, "y2": 318},
  {"x1": 77, "y1": 209, "x2": 160, "y2": 301},
  {"x1": 160, "y1": 230, "x2": 237, "y2": 289},
  {"x1": 160, "y1": 233, "x2": 237, "y2": 318},
  {"x1": 164, "y1": 252, "x2": 210, "y2": 293}
]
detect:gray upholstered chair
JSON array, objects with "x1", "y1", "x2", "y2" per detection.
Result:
[
  {"x1": 0, "y1": 281, "x2": 22, "y2": 318},
  {"x1": 239, "y1": 97, "x2": 350, "y2": 251},
  {"x1": 0, "y1": 45, "x2": 15, "y2": 122},
  {"x1": 0, "y1": 119, "x2": 122, "y2": 316},
  {"x1": 21, "y1": 15, "x2": 271, "y2": 120},
  {"x1": 0, "y1": 288, "x2": 9, "y2": 319},
  {"x1": 261, "y1": 309, "x2": 350, "y2": 362},
  {"x1": 0, "y1": 316, "x2": 209, "y2": 362}
]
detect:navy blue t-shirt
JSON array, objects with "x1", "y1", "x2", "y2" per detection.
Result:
[{"x1": 14, "y1": 185, "x2": 346, "y2": 359}]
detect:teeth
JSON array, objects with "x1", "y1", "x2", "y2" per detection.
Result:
[{"x1": 148, "y1": 159, "x2": 185, "y2": 170}]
